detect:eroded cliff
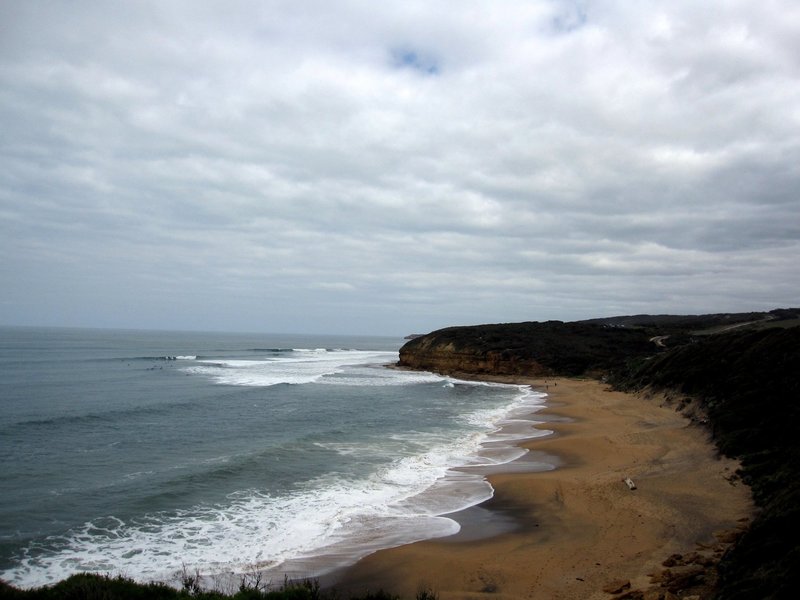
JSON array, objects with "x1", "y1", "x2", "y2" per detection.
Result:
[
  {"x1": 400, "y1": 313, "x2": 800, "y2": 600},
  {"x1": 398, "y1": 320, "x2": 654, "y2": 378}
]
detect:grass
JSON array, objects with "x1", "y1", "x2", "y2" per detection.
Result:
[{"x1": 0, "y1": 573, "x2": 409, "y2": 600}]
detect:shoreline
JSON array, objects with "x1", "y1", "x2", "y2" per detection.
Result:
[{"x1": 325, "y1": 376, "x2": 754, "y2": 599}]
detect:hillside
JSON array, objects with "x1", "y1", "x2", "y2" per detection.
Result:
[
  {"x1": 399, "y1": 309, "x2": 800, "y2": 600},
  {"x1": 613, "y1": 327, "x2": 800, "y2": 600},
  {"x1": 398, "y1": 320, "x2": 655, "y2": 377},
  {"x1": 399, "y1": 308, "x2": 800, "y2": 378}
]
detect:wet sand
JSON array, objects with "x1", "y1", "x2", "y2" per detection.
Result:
[{"x1": 328, "y1": 377, "x2": 753, "y2": 599}]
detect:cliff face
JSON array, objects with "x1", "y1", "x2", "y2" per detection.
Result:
[
  {"x1": 400, "y1": 314, "x2": 800, "y2": 600},
  {"x1": 398, "y1": 339, "x2": 551, "y2": 377},
  {"x1": 398, "y1": 321, "x2": 654, "y2": 378},
  {"x1": 399, "y1": 309, "x2": 800, "y2": 380}
]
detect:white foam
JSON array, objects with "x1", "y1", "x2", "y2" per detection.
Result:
[
  {"x1": 184, "y1": 350, "x2": 399, "y2": 387},
  {"x1": 318, "y1": 365, "x2": 446, "y2": 387},
  {"x1": 5, "y1": 453, "x2": 469, "y2": 588},
  {"x1": 3, "y1": 369, "x2": 552, "y2": 589}
]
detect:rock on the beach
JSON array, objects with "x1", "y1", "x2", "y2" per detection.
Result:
[{"x1": 602, "y1": 579, "x2": 631, "y2": 594}]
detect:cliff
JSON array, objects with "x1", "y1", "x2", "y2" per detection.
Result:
[
  {"x1": 399, "y1": 308, "x2": 800, "y2": 379},
  {"x1": 400, "y1": 310, "x2": 800, "y2": 600},
  {"x1": 398, "y1": 320, "x2": 655, "y2": 377}
]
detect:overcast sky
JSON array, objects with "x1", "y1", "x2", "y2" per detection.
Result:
[{"x1": 1, "y1": 1, "x2": 798, "y2": 336}]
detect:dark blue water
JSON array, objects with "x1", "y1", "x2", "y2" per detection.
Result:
[{"x1": 0, "y1": 327, "x2": 547, "y2": 588}]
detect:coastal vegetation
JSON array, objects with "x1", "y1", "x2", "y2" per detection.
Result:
[
  {"x1": 0, "y1": 573, "x2": 403, "y2": 600},
  {"x1": 398, "y1": 308, "x2": 799, "y2": 379},
  {"x1": 613, "y1": 326, "x2": 800, "y2": 599},
  {"x1": 399, "y1": 308, "x2": 800, "y2": 600},
  {"x1": 398, "y1": 320, "x2": 655, "y2": 377}
]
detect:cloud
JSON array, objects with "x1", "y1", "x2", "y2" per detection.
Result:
[{"x1": 1, "y1": 0, "x2": 798, "y2": 334}]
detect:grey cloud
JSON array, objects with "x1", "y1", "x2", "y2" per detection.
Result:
[{"x1": 1, "y1": 1, "x2": 798, "y2": 334}]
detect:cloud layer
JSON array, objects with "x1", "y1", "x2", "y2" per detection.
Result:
[{"x1": 2, "y1": 1, "x2": 798, "y2": 335}]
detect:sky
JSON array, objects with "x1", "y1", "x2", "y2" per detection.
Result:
[{"x1": 1, "y1": 1, "x2": 798, "y2": 336}]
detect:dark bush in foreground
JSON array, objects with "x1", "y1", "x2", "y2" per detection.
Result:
[
  {"x1": 0, "y1": 574, "x2": 186, "y2": 599},
  {"x1": 0, "y1": 574, "x2": 403, "y2": 600}
]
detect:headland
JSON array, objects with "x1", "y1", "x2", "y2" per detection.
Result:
[{"x1": 334, "y1": 308, "x2": 800, "y2": 599}]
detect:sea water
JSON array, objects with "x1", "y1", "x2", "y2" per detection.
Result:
[{"x1": 0, "y1": 327, "x2": 549, "y2": 589}]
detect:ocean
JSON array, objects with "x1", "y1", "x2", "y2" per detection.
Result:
[{"x1": 0, "y1": 327, "x2": 550, "y2": 589}]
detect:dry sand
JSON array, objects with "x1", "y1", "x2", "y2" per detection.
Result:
[{"x1": 328, "y1": 377, "x2": 753, "y2": 600}]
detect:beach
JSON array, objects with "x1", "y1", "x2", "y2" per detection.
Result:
[{"x1": 329, "y1": 377, "x2": 754, "y2": 599}]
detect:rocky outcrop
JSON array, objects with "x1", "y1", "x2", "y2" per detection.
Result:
[
  {"x1": 398, "y1": 320, "x2": 655, "y2": 378},
  {"x1": 399, "y1": 310, "x2": 800, "y2": 380},
  {"x1": 398, "y1": 338, "x2": 552, "y2": 377}
]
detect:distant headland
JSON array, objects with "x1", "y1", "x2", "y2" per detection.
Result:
[{"x1": 399, "y1": 308, "x2": 799, "y2": 379}]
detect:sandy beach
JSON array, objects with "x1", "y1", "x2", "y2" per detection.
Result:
[{"x1": 329, "y1": 377, "x2": 753, "y2": 600}]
